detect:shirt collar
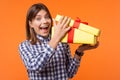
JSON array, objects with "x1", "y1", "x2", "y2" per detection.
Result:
[{"x1": 36, "y1": 34, "x2": 51, "y2": 42}]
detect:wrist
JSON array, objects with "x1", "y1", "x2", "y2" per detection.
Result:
[
  {"x1": 74, "y1": 54, "x2": 81, "y2": 60},
  {"x1": 49, "y1": 36, "x2": 59, "y2": 49},
  {"x1": 75, "y1": 50, "x2": 84, "y2": 56},
  {"x1": 52, "y1": 34, "x2": 61, "y2": 42}
]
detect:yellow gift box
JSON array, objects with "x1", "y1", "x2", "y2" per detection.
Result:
[
  {"x1": 55, "y1": 14, "x2": 100, "y2": 36},
  {"x1": 51, "y1": 27, "x2": 96, "y2": 44}
]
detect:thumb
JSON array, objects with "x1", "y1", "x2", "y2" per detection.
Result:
[
  {"x1": 52, "y1": 18, "x2": 57, "y2": 27},
  {"x1": 65, "y1": 27, "x2": 71, "y2": 32}
]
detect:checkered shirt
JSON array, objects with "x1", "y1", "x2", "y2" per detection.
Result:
[{"x1": 18, "y1": 35, "x2": 80, "y2": 80}]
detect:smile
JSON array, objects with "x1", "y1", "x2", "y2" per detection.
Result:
[{"x1": 39, "y1": 26, "x2": 49, "y2": 30}]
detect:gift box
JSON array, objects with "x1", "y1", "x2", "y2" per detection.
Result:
[
  {"x1": 55, "y1": 14, "x2": 100, "y2": 36},
  {"x1": 51, "y1": 27, "x2": 96, "y2": 44},
  {"x1": 51, "y1": 14, "x2": 100, "y2": 44}
]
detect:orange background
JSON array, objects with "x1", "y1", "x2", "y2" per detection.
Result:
[{"x1": 0, "y1": 0, "x2": 120, "y2": 80}]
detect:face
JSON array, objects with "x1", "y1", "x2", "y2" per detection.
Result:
[{"x1": 29, "y1": 10, "x2": 52, "y2": 38}]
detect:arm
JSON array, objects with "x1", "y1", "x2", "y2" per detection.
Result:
[
  {"x1": 65, "y1": 44, "x2": 81, "y2": 78},
  {"x1": 67, "y1": 42, "x2": 99, "y2": 77},
  {"x1": 18, "y1": 41, "x2": 55, "y2": 71}
]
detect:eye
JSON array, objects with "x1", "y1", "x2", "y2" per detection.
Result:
[{"x1": 36, "y1": 17, "x2": 41, "y2": 20}]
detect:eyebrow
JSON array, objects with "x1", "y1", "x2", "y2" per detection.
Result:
[
  {"x1": 36, "y1": 15, "x2": 41, "y2": 16},
  {"x1": 36, "y1": 14, "x2": 49, "y2": 18}
]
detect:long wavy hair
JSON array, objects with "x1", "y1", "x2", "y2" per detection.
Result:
[{"x1": 26, "y1": 3, "x2": 53, "y2": 44}]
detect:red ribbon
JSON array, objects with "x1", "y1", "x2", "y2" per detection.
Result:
[
  {"x1": 67, "y1": 17, "x2": 88, "y2": 43},
  {"x1": 67, "y1": 28, "x2": 75, "y2": 43},
  {"x1": 73, "y1": 17, "x2": 88, "y2": 28}
]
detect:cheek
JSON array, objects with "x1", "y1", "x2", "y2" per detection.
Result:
[
  {"x1": 31, "y1": 22, "x2": 41, "y2": 30},
  {"x1": 49, "y1": 19, "x2": 52, "y2": 24},
  {"x1": 31, "y1": 23, "x2": 40, "y2": 32},
  {"x1": 33, "y1": 21, "x2": 41, "y2": 27}
]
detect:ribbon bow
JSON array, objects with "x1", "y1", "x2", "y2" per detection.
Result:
[
  {"x1": 67, "y1": 17, "x2": 88, "y2": 43},
  {"x1": 73, "y1": 17, "x2": 88, "y2": 28}
]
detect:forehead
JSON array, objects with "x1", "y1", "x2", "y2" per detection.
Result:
[{"x1": 36, "y1": 9, "x2": 48, "y2": 16}]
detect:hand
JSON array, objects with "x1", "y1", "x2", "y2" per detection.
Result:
[
  {"x1": 76, "y1": 42, "x2": 99, "y2": 52},
  {"x1": 52, "y1": 16, "x2": 71, "y2": 42}
]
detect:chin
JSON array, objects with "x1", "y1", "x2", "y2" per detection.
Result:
[{"x1": 41, "y1": 33, "x2": 49, "y2": 38}]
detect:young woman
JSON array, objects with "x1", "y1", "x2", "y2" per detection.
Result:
[{"x1": 18, "y1": 3, "x2": 99, "y2": 80}]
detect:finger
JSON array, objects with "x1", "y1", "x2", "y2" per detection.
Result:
[
  {"x1": 53, "y1": 18, "x2": 57, "y2": 27},
  {"x1": 61, "y1": 16, "x2": 68, "y2": 27},
  {"x1": 93, "y1": 41, "x2": 99, "y2": 48},
  {"x1": 79, "y1": 44, "x2": 90, "y2": 48},
  {"x1": 88, "y1": 42, "x2": 99, "y2": 49},
  {"x1": 65, "y1": 26, "x2": 71, "y2": 32},
  {"x1": 82, "y1": 44, "x2": 89, "y2": 46},
  {"x1": 58, "y1": 16, "x2": 64, "y2": 25},
  {"x1": 63, "y1": 17, "x2": 71, "y2": 28}
]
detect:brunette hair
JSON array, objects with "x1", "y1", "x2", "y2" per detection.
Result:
[{"x1": 26, "y1": 3, "x2": 52, "y2": 44}]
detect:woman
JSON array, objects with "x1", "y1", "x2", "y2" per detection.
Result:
[{"x1": 18, "y1": 3, "x2": 99, "y2": 80}]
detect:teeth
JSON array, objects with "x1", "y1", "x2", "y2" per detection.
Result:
[{"x1": 39, "y1": 27, "x2": 48, "y2": 29}]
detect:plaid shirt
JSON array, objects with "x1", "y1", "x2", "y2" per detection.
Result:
[{"x1": 18, "y1": 35, "x2": 80, "y2": 80}]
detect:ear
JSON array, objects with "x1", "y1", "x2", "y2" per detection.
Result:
[{"x1": 29, "y1": 21, "x2": 34, "y2": 28}]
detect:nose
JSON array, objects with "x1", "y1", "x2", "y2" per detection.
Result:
[{"x1": 42, "y1": 18, "x2": 47, "y2": 23}]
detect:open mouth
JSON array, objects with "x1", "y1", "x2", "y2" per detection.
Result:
[{"x1": 39, "y1": 26, "x2": 49, "y2": 30}]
